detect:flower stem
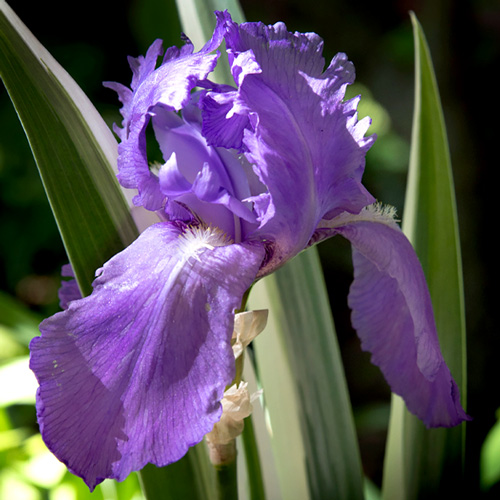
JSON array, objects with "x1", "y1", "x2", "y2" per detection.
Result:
[
  {"x1": 241, "y1": 415, "x2": 267, "y2": 500},
  {"x1": 232, "y1": 286, "x2": 252, "y2": 387},
  {"x1": 208, "y1": 441, "x2": 238, "y2": 500}
]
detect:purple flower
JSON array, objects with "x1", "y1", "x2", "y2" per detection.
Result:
[{"x1": 29, "y1": 11, "x2": 469, "y2": 490}]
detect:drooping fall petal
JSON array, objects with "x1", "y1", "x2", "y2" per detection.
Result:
[
  {"x1": 330, "y1": 211, "x2": 470, "y2": 427},
  {"x1": 30, "y1": 222, "x2": 264, "y2": 489}
]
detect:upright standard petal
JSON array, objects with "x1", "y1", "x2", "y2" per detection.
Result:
[
  {"x1": 203, "y1": 17, "x2": 375, "y2": 274},
  {"x1": 327, "y1": 208, "x2": 469, "y2": 427},
  {"x1": 105, "y1": 11, "x2": 232, "y2": 211},
  {"x1": 30, "y1": 222, "x2": 264, "y2": 490},
  {"x1": 152, "y1": 104, "x2": 258, "y2": 240}
]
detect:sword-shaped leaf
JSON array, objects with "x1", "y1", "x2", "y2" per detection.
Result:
[
  {"x1": 382, "y1": 13, "x2": 468, "y2": 499},
  {"x1": 0, "y1": 0, "x2": 137, "y2": 295},
  {"x1": 249, "y1": 249, "x2": 365, "y2": 500}
]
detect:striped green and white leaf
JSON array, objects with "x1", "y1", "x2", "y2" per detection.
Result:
[
  {"x1": 0, "y1": 0, "x2": 137, "y2": 296},
  {"x1": 382, "y1": 13, "x2": 468, "y2": 500},
  {"x1": 249, "y1": 249, "x2": 365, "y2": 500},
  {"x1": 175, "y1": 0, "x2": 244, "y2": 84}
]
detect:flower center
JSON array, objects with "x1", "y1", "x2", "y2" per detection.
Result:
[{"x1": 178, "y1": 224, "x2": 233, "y2": 263}]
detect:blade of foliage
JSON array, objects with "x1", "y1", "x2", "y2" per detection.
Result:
[
  {"x1": 249, "y1": 248, "x2": 365, "y2": 500},
  {"x1": 248, "y1": 279, "x2": 309, "y2": 500},
  {"x1": 240, "y1": 415, "x2": 267, "y2": 500},
  {"x1": 174, "y1": 0, "x2": 244, "y2": 84},
  {"x1": 382, "y1": 13, "x2": 467, "y2": 500},
  {"x1": 0, "y1": 0, "x2": 137, "y2": 296},
  {"x1": 139, "y1": 443, "x2": 216, "y2": 500},
  {"x1": 241, "y1": 355, "x2": 282, "y2": 499},
  {"x1": 175, "y1": 0, "x2": 245, "y2": 42},
  {"x1": 480, "y1": 409, "x2": 500, "y2": 491}
]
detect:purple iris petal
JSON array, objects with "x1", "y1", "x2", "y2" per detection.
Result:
[
  {"x1": 202, "y1": 18, "x2": 375, "y2": 275},
  {"x1": 152, "y1": 104, "x2": 257, "y2": 239},
  {"x1": 332, "y1": 217, "x2": 470, "y2": 427},
  {"x1": 58, "y1": 264, "x2": 80, "y2": 309},
  {"x1": 104, "y1": 11, "x2": 231, "y2": 211},
  {"x1": 30, "y1": 222, "x2": 264, "y2": 489},
  {"x1": 201, "y1": 89, "x2": 248, "y2": 150},
  {"x1": 31, "y1": 15, "x2": 468, "y2": 493}
]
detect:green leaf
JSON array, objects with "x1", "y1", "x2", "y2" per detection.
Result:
[
  {"x1": 480, "y1": 410, "x2": 500, "y2": 490},
  {"x1": 240, "y1": 415, "x2": 266, "y2": 500},
  {"x1": 0, "y1": 0, "x2": 138, "y2": 296},
  {"x1": 248, "y1": 279, "x2": 309, "y2": 500},
  {"x1": 139, "y1": 443, "x2": 216, "y2": 500},
  {"x1": 174, "y1": 0, "x2": 245, "y2": 84},
  {"x1": 174, "y1": 0, "x2": 245, "y2": 44},
  {"x1": 382, "y1": 13, "x2": 468, "y2": 500},
  {"x1": 249, "y1": 249, "x2": 365, "y2": 500}
]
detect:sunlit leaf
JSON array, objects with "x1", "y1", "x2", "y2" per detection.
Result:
[
  {"x1": 382, "y1": 13, "x2": 468, "y2": 500},
  {"x1": 249, "y1": 249, "x2": 365, "y2": 500},
  {"x1": 0, "y1": 470, "x2": 40, "y2": 500},
  {"x1": 19, "y1": 434, "x2": 67, "y2": 489},
  {"x1": 0, "y1": 428, "x2": 30, "y2": 453},
  {"x1": 481, "y1": 410, "x2": 500, "y2": 490},
  {"x1": 174, "y1": 0, "x2": 244, "y2": 84}
]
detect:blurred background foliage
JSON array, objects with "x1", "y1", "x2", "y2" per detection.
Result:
[{"x1": 0, "y1": 0, "x2": 498, "y2": 497}]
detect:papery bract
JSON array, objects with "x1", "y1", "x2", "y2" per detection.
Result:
[{"x1": 30, "y1": 10, "x2": 469, "y2": 490}]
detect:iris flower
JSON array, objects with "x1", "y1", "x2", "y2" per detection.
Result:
[{"x1": 30, "y1": 11, "x2": 469, "y2": 490}]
